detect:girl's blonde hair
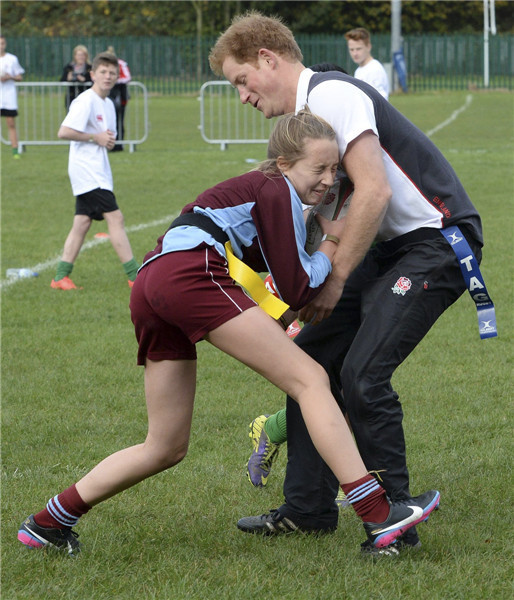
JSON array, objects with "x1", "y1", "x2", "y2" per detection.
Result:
[{"x1": 256, "y1": 107, "x2": 336, "y2": 175}]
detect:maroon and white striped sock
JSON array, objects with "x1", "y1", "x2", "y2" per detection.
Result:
[
  {"x1": 33, "y1": 484, "x2": 91, "y2": 529},
  {"x1": 341, "y1": 474, "x2": 390, "y2": 523}
]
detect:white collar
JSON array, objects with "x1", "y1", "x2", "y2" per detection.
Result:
[{"x1": 295, "y1": 68, "x2": 315, "y2": 114}]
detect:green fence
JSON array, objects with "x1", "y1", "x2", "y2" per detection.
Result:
[{"x1": 7, "y1": 33, "x2": 514, "y2": 94}]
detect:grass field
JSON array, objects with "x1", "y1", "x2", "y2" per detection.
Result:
[{"x1": 1, "y1": 90, "x2": 513, "y2": 599}]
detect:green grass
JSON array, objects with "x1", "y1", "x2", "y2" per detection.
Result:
[{"x1": 2, "y1": 91, "x2": 513, "y2": 599}]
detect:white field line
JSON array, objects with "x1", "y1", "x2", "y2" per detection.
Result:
[
  {"x1": 425, "y1": 94, "x2": 473, "y2": 138},
  {"x1": 0, "y1": 213, "x2": 178, "y2": 290},
  {"x1": 2, "y1": 95, "x2": 474, "y2": 290}
]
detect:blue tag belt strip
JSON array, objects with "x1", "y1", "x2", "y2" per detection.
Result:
[{"x1": 440, "y1": 226, "x2": 497, "y2": 339}]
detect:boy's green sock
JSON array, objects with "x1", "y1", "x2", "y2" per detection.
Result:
[
  {"x1": 55, "y1": 261, "x2": 74, "y2": 282},
  {"x1": 123, "y1": 258, "x2": 139, "y2": 281},
  {"x1": 264, "y1": 408, "x2": 288, "y2": 444}
]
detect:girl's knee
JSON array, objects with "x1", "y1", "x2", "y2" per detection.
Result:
[
  {"x1": 167, "y1": 445, "x2": 188, "y2": 467},
  {"x1": 150, "y1": 441, "x2": 189, "y2": 472},
  {"x1": 295, "y1": 362, "x2": 331, "y2": 398}
]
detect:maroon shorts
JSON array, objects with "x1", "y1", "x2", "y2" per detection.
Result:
[{"x1": 130, "y1": 244, "x2": 257, "y2": 364}]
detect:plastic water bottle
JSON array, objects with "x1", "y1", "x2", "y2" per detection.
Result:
[{"x1": 6, "y1": 268, "x2": 39, "y2": 279}]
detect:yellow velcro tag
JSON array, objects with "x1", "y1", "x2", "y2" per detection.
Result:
[{"x1": 225, "y1": 241, "x2": 289, "y2": 319}]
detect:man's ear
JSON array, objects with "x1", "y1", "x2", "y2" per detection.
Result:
[{"x1": 258, "y1": 48, "x2": 279, "y2": 68}]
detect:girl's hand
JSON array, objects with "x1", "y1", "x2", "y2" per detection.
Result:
[{"x1": 316, "y1": 213, "x2": 346, "y2": 239}]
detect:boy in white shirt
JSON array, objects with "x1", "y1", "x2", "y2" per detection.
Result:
[
  {"x1": 345, "y1": 27, "x2": 389, "y2": 100},
  {"x1": 52, "y1": 52, "x2": 138, "y2": 290},
  {"x1": 0, "y1": 35, "x2": 25, "y2": 158}
]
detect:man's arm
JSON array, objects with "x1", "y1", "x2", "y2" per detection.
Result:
[{"x1": 299, "y1": 131, "x2": 392, "y2": 324}]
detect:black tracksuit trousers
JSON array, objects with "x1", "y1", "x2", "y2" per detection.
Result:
[{"x1": 278, "y1": 228, "x2": 481, "y2": 530}]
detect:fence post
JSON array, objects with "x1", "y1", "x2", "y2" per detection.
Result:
[{"x1": 198, "y1": 81, "x2": 276, "y2": 150}]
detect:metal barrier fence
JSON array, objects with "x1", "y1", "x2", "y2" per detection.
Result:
[
  {"x1": 198, "y1": 81, "x2": 277, "y2": 150},
  {"x1": 0, "y1": 81, "x2": 148, "y2": 153}
]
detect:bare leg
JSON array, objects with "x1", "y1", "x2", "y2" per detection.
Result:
[
  {"x1": 206, "y1": 307, "x2": 366, "y2": 484},
  {"x1": 103, "y1": 209, "x2": 134, "y2": 263},
  {"x1": 61, "y1": 215, "x2": 92, "y2": 264},
  {"x1": 5, "y1": 115, "x2": 18, "y2": 149},
  {"x1": 76, "y1": 359, "x2": 196, "y2": 506}
]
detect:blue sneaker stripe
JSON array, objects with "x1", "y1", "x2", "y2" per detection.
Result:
[{"x1": 422, "y1": 491, "x2": 440, "y2": 516}]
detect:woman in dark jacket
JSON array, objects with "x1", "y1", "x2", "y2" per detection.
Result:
[{"x1": 60, "y1": 44, "x2": 92, "y2": 109}]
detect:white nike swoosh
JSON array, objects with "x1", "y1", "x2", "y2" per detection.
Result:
[{"x1": 371, "y1": 505, "x2": 423, "y2": 534}]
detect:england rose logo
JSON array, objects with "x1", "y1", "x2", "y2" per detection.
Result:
[{"x1": 392, "y1": 276, "x2": 412, "y2": 296}]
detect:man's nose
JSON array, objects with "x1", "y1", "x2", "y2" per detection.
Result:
[{"x1": 238, "y1": 88, "x2": 250, "y2": 104}]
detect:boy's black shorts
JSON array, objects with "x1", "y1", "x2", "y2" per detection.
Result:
[
  {"x1": 1, "y1": 109, "x2": 18, "y2": 117},
  {"x1": 75, "y1": 188, "x2": 119, "y2": 221}
]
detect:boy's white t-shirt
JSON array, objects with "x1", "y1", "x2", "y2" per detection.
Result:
[
  {"x1": 0, "y1": 52, "x2": 25, "y2": 110},
  {"x1": 61, "y1": 88, "x2": 117, "y2": 196},
  {"x1": 354, "y1": 59, "x2": 390, "y2": 100}
]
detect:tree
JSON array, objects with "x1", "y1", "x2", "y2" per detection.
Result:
[{"x1": 1, "y1": 0, "x2": 512, "y2": 37}]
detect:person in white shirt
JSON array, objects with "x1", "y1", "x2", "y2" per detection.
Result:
[
  {"x1": 345, "y1": 27, "x2": 389, "y2": 100},
  {"x1": 0, "y1": 35, "x2": 25, "y2": 158},
  {"x1": 52, "y1": 52, "x2": 138, "y2": 291}
]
